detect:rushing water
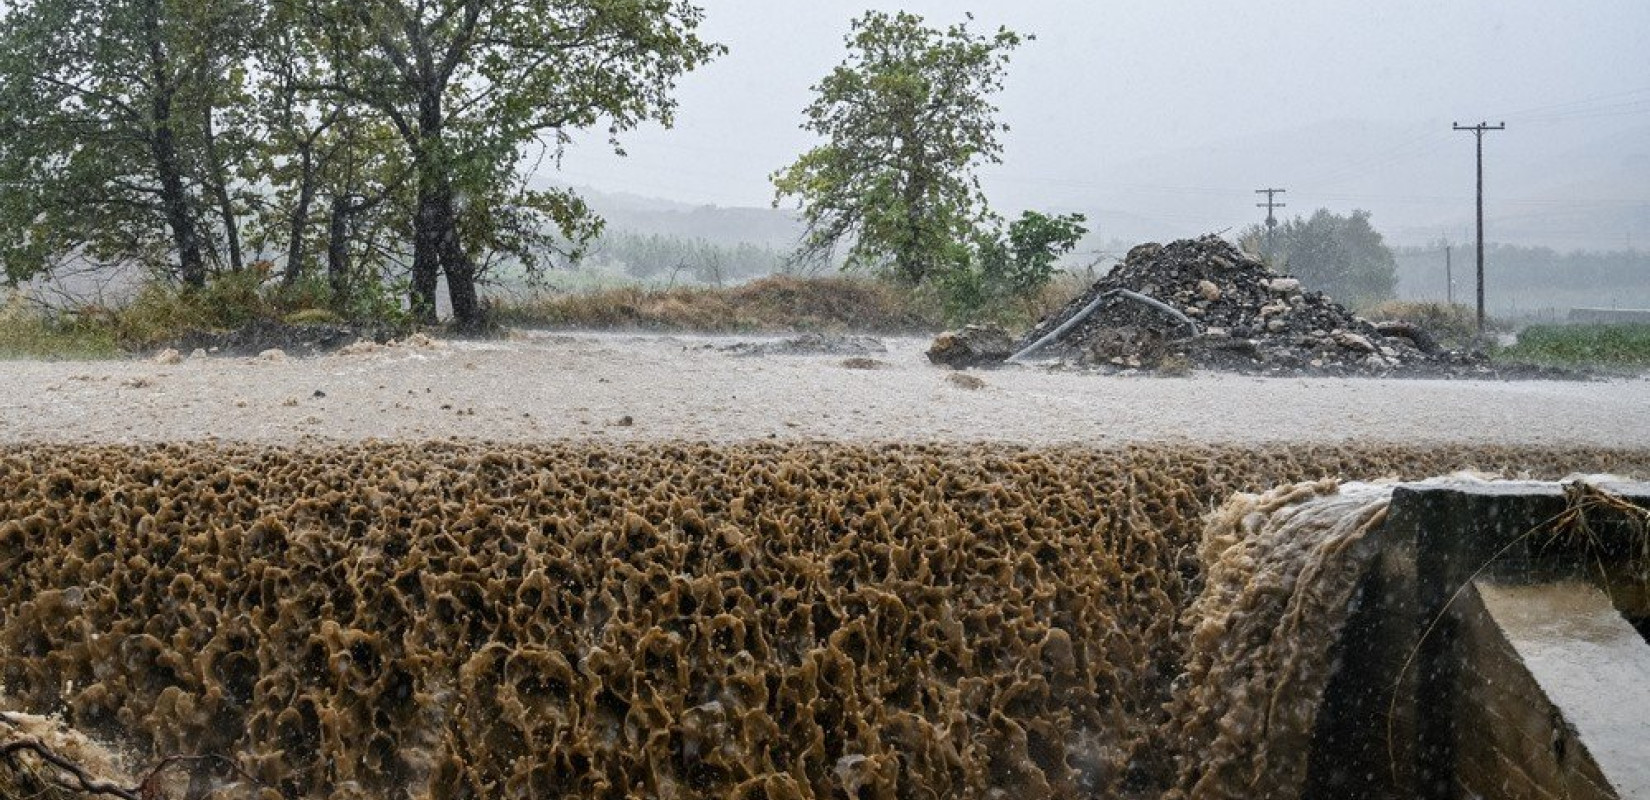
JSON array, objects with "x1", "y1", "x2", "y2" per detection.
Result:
[{"x1": 1, "y1": 443, "x2": 1646, "y2": 799}]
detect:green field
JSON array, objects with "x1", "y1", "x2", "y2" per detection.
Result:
[{"x1": 1496, "y1": 324, "x2": 1650, "y2": 369}]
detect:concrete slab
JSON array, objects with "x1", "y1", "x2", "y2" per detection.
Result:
[{"x1": 1477, "y1": 581, "x2": 1650, "y2": 799}]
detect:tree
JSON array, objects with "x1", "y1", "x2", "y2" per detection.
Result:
[
  {"x1": 0, "y1": 0, "x2": 260, "y2": 287},
  {"x1": 940, "y1": 211, "x2": 1087, "y2": 322},
  {"x1": 306, "y1": 0, "x2": 722, "y2": 330},
  {"x1": 1241, "y1": 209, "x2": 1398, "y2": 307},
  {"x1": 772, "y1": 11, "x2": 1023, "y2": 286}
]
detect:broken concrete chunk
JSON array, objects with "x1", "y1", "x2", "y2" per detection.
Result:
[{"x1": 927, "y1": 325, "x2": 1014, "y2": 369}]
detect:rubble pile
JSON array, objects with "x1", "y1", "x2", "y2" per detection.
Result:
[{"x1": 1018, "y1": 236, "x2": 1488, "y2": 376}]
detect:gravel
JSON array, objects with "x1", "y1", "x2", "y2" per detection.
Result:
[{"x1": 1, "y1": 330, "x2": 1644, "y2": 447}]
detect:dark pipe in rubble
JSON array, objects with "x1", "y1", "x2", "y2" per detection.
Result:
[{"x1": 1008, "y1": 289, "x2": 1201, "y2": 363}]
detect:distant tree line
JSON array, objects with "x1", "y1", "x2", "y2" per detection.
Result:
[
  {"x1": 0, "y1": 0, "x2": 721, "y2": 331},
  {"x1": 586, "y1": 232, "x2": 788, "y2": 286},
  {"x1": 1394, "y1": 243, "x2": 1650, "y2": 312}
]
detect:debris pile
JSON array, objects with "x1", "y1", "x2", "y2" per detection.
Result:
[{"x1": 1016, "y1": 236, "x2": 1494, "y2": 376}]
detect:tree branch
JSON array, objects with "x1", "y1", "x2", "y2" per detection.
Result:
[{"x1": 0, "y1": 738, "x2": 140, "y2": 800}]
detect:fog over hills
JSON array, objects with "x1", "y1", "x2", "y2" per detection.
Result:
[
  {"x1": 560, "y1": 117, "x2": 1649, "y2": 255},
  {"x1": 550, "y1": 1, "x2": 1649, "y2": 255}
]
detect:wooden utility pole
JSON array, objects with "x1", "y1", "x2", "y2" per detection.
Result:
[
  {"x1": 1255, "y1": 188, "x2": 1287, "y2": 261},
  {"x1": 1445, "y1": 243, "x2": 1454, "y2": 306},
  {"x1": 1453, "y1": 122, "x2": 1505, "y2": 333}
]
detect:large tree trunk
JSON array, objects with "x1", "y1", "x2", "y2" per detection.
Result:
[
  {"x1": 895, "y1": 155, "x2": 929, "y2": 286},
  {"x1": 410, "y1": 179, "x2": 443, "y2": 324},
  {"x1": 142, "y1": 0, "x2": 205, "y2": 287},
  {"x1": 440, "y1": 198, "x2": 483, "y2": 333},
  {"x1": 408, "y1": 90, "x2": 445, "y2": 324},
  {"x1": 152, "y1": 116, "x2": 206, "y2": 287},
  {"x1": 407, "y1": 83, "x2": 485, "y2": 331},
  {"x1": 284, "y1": 146, "x2": 318, "y2": 287},
  {"x1": 326, "y1": 194, "x2": 351, "y2": 308}
]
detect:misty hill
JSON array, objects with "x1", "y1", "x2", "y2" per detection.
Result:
[{"x1": 561, "y1": 184, "x2": 807, "y2": 251}]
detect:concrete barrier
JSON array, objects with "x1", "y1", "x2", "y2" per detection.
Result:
[{"x1": 1306, "y1": 482, "x2": 1650, "y2": 800}]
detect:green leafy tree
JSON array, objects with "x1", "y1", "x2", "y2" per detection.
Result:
[
  {"x1": 1241, "y1": 209, "x2": 1399, "y2": 307},
  {"x1": 941, "y1": 211, "x2": 1087, "y2": 322},
  {"x1": 772, "y1": 11, "x2": 1022, "y2": 286},
  {"x1": 0, "y1": 0, "x2": 261, "y2": 287},
  {"x1": 306, "y1": 0, "x2": 723, "y2": 330}
]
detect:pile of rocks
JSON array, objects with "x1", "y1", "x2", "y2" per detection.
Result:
[{"x1": 1015, "y1": 236, "x2": 1495, "y2": 376}]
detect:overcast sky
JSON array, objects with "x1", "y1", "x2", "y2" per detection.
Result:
[{"x1": 555, "y1": 0, "x2": 1650, "y2": 247}]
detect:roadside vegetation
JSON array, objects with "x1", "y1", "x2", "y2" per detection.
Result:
[
  {"x1": 1, "y1": 268, "x2": 1094, "y2": 356},
  {"x1": 0, "y1": 294, "x2": 118, "y2": 359},
  {"x1": 1360, "y1": 300, "x2": 1483, "y2": 349},
  {"x1": 491, "y1": 270, "x2": 1093, "y2": 334},
  {"x1": 494, "y1": 276, "x2": 939, "y2": 333},
  {"x1": 1494, "y1": 324, "x2": 1650, "y2": 370},
  {"x1": 0, "y1": 271, "x2": 410, "y2": 358}
]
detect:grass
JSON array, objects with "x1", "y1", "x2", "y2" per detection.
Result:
[
  {"x1": 1495, "y1": 323, "x2": 1650, "y2": 369},
  {"x1": 2, "y1": 268, "x2": 1089, "y2": 360},
  {"x1": 1, "y1": 271, "x2": 375, "y2": 360},
  {"x1": 492, "y1": 274, "x2": 950, "y2": 334},
  {"x1": 0, "y1": 294, "x2": 120, "y2": 359}
]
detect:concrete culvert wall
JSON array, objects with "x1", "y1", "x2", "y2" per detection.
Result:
[{"x1": 3, "y1": 443, "x2": 1650, "y2": 799}]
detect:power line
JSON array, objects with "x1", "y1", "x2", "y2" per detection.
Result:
[{"x1": 1453, "y1": 121, "x2": 1505, "y2": 334}]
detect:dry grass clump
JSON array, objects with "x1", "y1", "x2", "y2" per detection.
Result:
[
  {"x1": 493, "y1": 275, "x2": 945, "y2": 333},
  {"x1": 0, "y1": 293, "x2": 120, "y2": 360},
  {"x1": 2, "y1": 442, "x2": 1648, "y2": 799},
  {"x1": 1361, "y1": 300, "x2": 1480, "y2": 346}
]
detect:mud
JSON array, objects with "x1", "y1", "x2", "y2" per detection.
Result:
[{"x1": 4, "y1": 442, "x2": 1650, "y2": 798}]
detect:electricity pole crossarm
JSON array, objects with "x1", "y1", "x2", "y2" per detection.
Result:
[
  {"x1": 1453, "y1": 121, "x2": 1505, "y2": 334},
  {"x1": 1255, "y1": 188, "x2": 1286, "y2": 261}
]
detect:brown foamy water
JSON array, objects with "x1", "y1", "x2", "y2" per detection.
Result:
[{"x1": 2, "y1": 442, "x2": 1647, "y2": 798}]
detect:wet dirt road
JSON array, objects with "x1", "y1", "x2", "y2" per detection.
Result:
[{"x1": 2, "y1": 331, "x2": 1644, "y2": 447}]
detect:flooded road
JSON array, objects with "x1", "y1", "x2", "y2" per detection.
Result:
[{"x1": 1, "y1": 331, "x2": 1644, "y2": 446}]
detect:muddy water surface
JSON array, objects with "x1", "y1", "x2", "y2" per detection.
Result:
[{"x1": 2, "y1": 442, "x2": 1647, "y2": 798}]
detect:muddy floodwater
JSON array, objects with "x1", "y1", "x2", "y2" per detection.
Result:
[
  {"x1": 2, "y1": 334, "x2": 1648, "y2": 798},
  {"x1": 0, "y1": 331, "x2": 1644, "y2": 447}
]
